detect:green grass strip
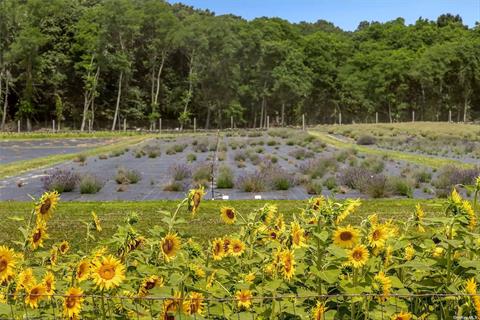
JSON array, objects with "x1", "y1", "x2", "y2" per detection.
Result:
[
  {"x1": 0, "y1": 198, "x2": 444, "y2": 250},
  {"x1": 0, "y1": 135, "x2": 151, "y2": 179},
  {"x1": 309, "y1": 130, "x2": 472, "y2": 169}
]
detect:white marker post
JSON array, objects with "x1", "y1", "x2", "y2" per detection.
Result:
[
  {"x1": 412, "y1": 111, "x2": 415, "y2": 123},
  {"x1": 52, "y1": 120, "x2": 55, "y2": 133},
  {"x1": 123, "y1": 118, "x2": 126, "y2": 132},
  {"x1": 159, "y1": 118, "x2": 162, "y2": 133},
  {"x1": 193, "y1": 117, "x2": 196, "y2": 133},
  {"x1": 302, "y1": 114, "x2": 305, "y2": 131},
  {"x1": 375, "y1": 112, "x2": 378, "y2": 124},
  {"x1": 17, "y1": 120, "x2": 20, "y2": 133}
]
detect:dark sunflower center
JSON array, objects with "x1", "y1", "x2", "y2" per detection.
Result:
[
  {"x1": 223, "y1": 240, "x2": 230, "y2": 251},
  {"x1": 0, "y1": 258, "x2": 7, "y2": 272},
  {"x1": 214, "y1": 243, "x2": 222, "y2": 255},
  {"x1": 30, "y1": 288, "x2": 40, "y2": 297},
  {"x1": 372, "y1": 230, "x2": 381, "y2": 240},
  {"x1": 353, "y1": 250, "x2": 363, "y2": 260},
  {"x1": 33, "y1": 230, "x2": 42, "y2": 242},
  {"x1": 226, "y1": 209, "x2": 235, "y2": 219},
  {"x1": 270, "y1": 232, "x2": 277, "y2": 239},
  {"x1": 340, "y1": 231, "x2": 353, "y2": 241},
  {"x1": 66, "y1": 296, "x2": 77, "y2": 308},
  {"x1": 163, "y1": 239, "x2": 174, "y2": 253},
  {"x1": 40, "y1": 199, "x2": 51, "y2": 215},
  {"x1": 145, "y1": 280, "x2": 156, "y2": 290},
  {"x1": 100, "y1": 265, "x2": 115, "y2": 280},
  {"x1": 233, "y1": 244, "x2": 242, "y2": 252}
]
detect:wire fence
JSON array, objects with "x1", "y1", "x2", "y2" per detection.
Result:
[{"x1": 2, "y1": 292, "x2": 479, "y2": 319}]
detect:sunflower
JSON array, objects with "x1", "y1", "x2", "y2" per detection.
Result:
[
  {"x1": 347, "y1": 245, "x2": 369, "y2": 269},
  {"x1": 138, "y1": 275, "x2": 163, "y2": 297},
  {"x1": 92, "y1": 211, "x2": 102, "y2": 232},
  {"x1": 76, "y1": 259, "x2": 90, "y2": 282},
  {"x1": 260, "y1": 204, "x2": 277, "y2": 224},
  {"x1": 450, "y1": 188, "x2": 463, "y2": 205},
  {"x1": 312, "y1": 301, "x2": 327, "y2": 320},
  {"x1": 0, "y1": 246, "x2": 17, "y2": 283},
  {"x1": 35, "y1": 191, "x2": 60, "y2": 222},
  {"x1": 63, "y1": 287, "x2": 84, "y2": 319},
  {"x1": 42, "y1": 272, "x2": 55, "y2": 299},
  {"x1": 432, "y1": 246, "x2": 444, "y2": 258},
  {"x1": 373, "y1": 271, "x2": 391, "y2": 300},
  {"x1": 462, "y1": 200, "x2": 477, "y2": 231},
  {"x1": 229, "y1": 239, "x2": 245, "y2": 256},
  {"x1": 162, "y1": 291, "x2": 182, "y2": 319},
  {"x1": 49, "y1": 247, "x2": 58, "y2": 266},
  {"x1": 235, "y1": 289, "x2": 253, "y2": 309},
  {"x1": 333, "y1": 225, "x2": 359, "y2": 249},
  {"x1": 223, "y1": 237, "x2": 232, "y2": 255},
  {"x1": 17, "y1": 268, "x2": 36, "y2": 290},
  {"x1": 414, "y1": 204, "x2": 426, "y2": 233},
  {"x1": 183, "y1": 291, "x2": 204, "y2": 315},
  {"x1": 368, "y1": 224, "x2": 389, "y2": 249},
  {"x1": 211, "y1": 238, "x2": 225, "y2": 260},
  {"x1": 161, "y1": 233, "x2": 181, "y2": 262},
  {"x1": 291, "y1": 221, "x2": 306, "y2": 248},
  {"x1": 466, "y1": 277, "x2": 480, "y2": 318},
  {"x1": 310, "y1": 197, "x2": 325, "y2": 211},
  {"x1": 244, "y1": 272, "x2": 255, "y2": 284},
  {"x1": 187, "y1": 187, "x2": 206, "y2": 216},
  {"x1": 391, "y1": 311, "x2": 412, "y2": 320},
  {"x1": 220, "y1": 207, "x2": 236, "y2": 224},
  {"x1": 206, "y1": 271, "x2": 216, "y2": 289},
  {"x1": 25, "y1": 283, "x2": 47, "y2": 309},
  {"x1": 336, "y1": 199, "x2": 361, "y2": 224},
  {"x1": 281, "y1": 250, "x2": 295, "y2": 280},
  {"x1": 91, "y1": 255, "x2": 126, "y2": 290},
  {"x1": 59, "y1": 241, "x2": 70, "y2": 255},
  {"x1": 29, "y1": 222, "x2": 49, "y2": 250}
]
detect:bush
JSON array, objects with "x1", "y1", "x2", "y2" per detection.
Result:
[
  {"x1": 356, "y1": 134, "x2": 376, "y2": 145},
  {"x1": 388, "y1": 177, "x2": 413, "y2": 198},
  {"x1": 323, "y1": 177, "x2": 338, "y2": 190},
  {"x1": 171, "y1": 164, "x2": 191, "y2": 181},
  {"x1": 109, "y1": 149, "x2": 124, "y2": 157},
  {"x1": 360, "y1": 157, "x2": 385, "y2": 174},
  {"x1": 234, "y1": 151, "x2": 247, "y2": 162},
  {"x1": 236, "y1": 173, "x2": 267, "y2": 192},
  {"x1": 193, "y1": 141, "x2": 209, "y2": 153},
  {"x1": 413, "y1": 169, "x2": 432, "y2": 184},
  {"x1": 74, "y1": 154, "x2": 87, "y2": 164},
  {"x1": 300, "y1": 158, "x2": 337, "y2": 179},
  {"x1": 289, "y1": 148, "x2": 314, "y2": 160},
  {"x1": 163, "y1": 181, "x2": 185, "y2": 192},
  {"x1": 305, "y1": 180, "x2": 323, "y2": 195},
  {"x1": 216, "y1": 166, "x2": 234, "y2": 189},
  {"x1": 42, "y1": 169, "x2": 79, "y2": 193},
  {"x1": 339, "y1": 167, "x2": 372, "y2": 190},
  {"x1": 360, "y1": 174, "x2": 389, "y2": 198},
  {"x1": 186, "y1": 154, "x2": 197, "y2": 162},
  {"x1": 433, "y1": 165, "x2": 480, "y2": 195},
  {"x1": 115, "y1": 167, "x2": 141, "y2": 184},
  {"x1": 79, "y1": 175, "x2": 103, "y2": 194},
  {"x1": 193, "y1": 164, "x2": 212, "y2": 184}
]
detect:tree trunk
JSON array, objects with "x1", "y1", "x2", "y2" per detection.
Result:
[
  {"x1": 26, "y1": 118, "x2": 32, "y2": 132},
  {"x1": 180, "y1": 51, "x2": 195, "y2": 131},
  {"x1": 111, "y1": 71, "x2": 124, "y2": 131},
  {"x1": 80, "y1": 59, "x2": 99, "y2": 131},
  {"x1": 260, "y1": 97, "x2": 265, "y2": 129},
  {"x1": 388, "y1": 102, "x2": 392, "y2": 123},
  {"x1": 205, "y1": 105, "x2": 211, "y2": 129},
  {"x1": 1, "y1": 70, "x2": 8, "y2": 131},
  {"x1": 281, "y1": 102, "x2": 285, "y2": 127},
  {"x1": 463, "y1": 91, "x2": 470, "y2": 123}
]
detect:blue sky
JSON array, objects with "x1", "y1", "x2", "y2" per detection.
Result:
[{"x1": 168, "y1": 0, "x2": 479, "y2": 31}]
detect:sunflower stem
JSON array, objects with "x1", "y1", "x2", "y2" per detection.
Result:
[
  {"x1": 100, "y1": 290, "x2": 106, "y2": 320},
  {"x1": 169, "y1": 198, "x2": 188, "y2": 232}
]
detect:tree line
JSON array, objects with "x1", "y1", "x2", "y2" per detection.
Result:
[{"x1": 0, "y1": 0, "x2": 479, "y2": 131}]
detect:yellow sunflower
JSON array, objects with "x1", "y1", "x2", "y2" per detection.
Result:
[
  {"x1": 162, "y1": 291, "x2": 182, "y2": 319},
  {"x1": 281, "y1": 250, "x2": 295, "y2": 280},
  {"x1": 333, "y1": 225, "x2": 359, "y2": 249},
  {"x1": 63, "y1": 287, "x2": 84, "y2": 319},
  {"x1": 291, "y1": 221, "x2": 306, "y2": 248},
  {"x1": 211, "y1": 238, "x2": 225, "y2": 260},
  {"x1": 220, "y1": 207, "x2": 237, "y2": 224},
  {"x1": 138, "y1": 275, "x2": 163, "y2": 297},
  {"x1": 466, "y1": 277, "x2": 480, "y2": 318},
  {"x1": 29, "y1": 222, "x2": 49, "y2": 250},
  {"x1": 312, "y1": 301, "x2": 327, "y2": 320},
  {"x1": 0, "y1": 246, "x2": 17, "y2": 283},
  {"x1": 25, "y1": 283, "x2": 47, "y2": 309},
  {"x1": 223, "y1": 237, "x2": 232, "y2": 255},
  {"x1": 59, "y1": 241, "x2": 70, "y2": 255},
  {"x1": 161, "y1": 233, "x2": 181, "y2": 262},
  {"x1": 91, "y1": 255, "x2": 126, "y2": 290},
  {"x1": 229, "y1": 239, "x2": 245, "y2": 257},
  {"x1": 414, "y1": 204, "x2": 426, "y2": 233},
  {"x1": 462, "y1": 200, "x2": 477, "y2": 231},
  {"x1": 244, "y1": 272, "x2": 255, "y2": 284},
  {"x1": 49, "y1": 247, "x2": 58, "y2": 266},
  {"x1": 336, "y1": 199, "x2": 361, "y2": 224},
  {"x1": 183, "y1": 291, "x2": 204, "y2": 315},
  {"x1": 188, "y1": 186, "x2": 206, "y2": 216},
  {"x1": 17, "y1": 268, "x2": 36, "y2": 290},
  {"x1": 35, "y1": 191, "x2": 60, "y2": 222},
  {"x1": 347, "y1": 245, "x2": 369, "y2": 269},
  {"x1": 235, "y1": 289, "x2": 253, "y2": 309},
  {"x1": 42, "y1": 272, "x2": 55, "y2": 299},
  {"x1": 368, "y1": 224, "x2": 389, "y2": 249},
  {"x1": 391, "y1": 311, "x2": 412, "y2": 320},
  {"x1": 310, "y1": 196, "x2": 325, "y2": 211},
  {"x1": 404, "y1": 244, "x2": 415, "y2": 261},
  {"x1": 76, "y1": 259, "x2": 91, "y2": 282},
  {"x1": 92, "y1": 211, "x2": 102, "y2": 232},
  {"x1": 373, "y1": 271, "x2": 392, "y2": 299}
]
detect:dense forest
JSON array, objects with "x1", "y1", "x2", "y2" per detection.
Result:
[{"x1": 0, "y1": 0, "x2": 479, "y2": 131}]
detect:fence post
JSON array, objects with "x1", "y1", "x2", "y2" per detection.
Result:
[
  {"x1": 339, "y1": 112, "x2": 342, "y2": 125},
  {"x1": 412, "y1": 111, "x2": 415, "y2": 123},
  {"x1": 266, "y1": 116, "x2": 270, "y2": 130},
  {"x1": 193, "y1": 117, "x2": 196, "y2": 133},
  {"x1": 17, "y1": 120, "x2": 20, "y2": 133},
  {"x1": 448, "y1": 110, "x2": 452, "y2": 123},
  {"x1": 52, "y1": 120, "x2": 55, "y2": 133},
  {"x1": 375, "y1": 112, "x2": 378, "y2": 124},
  {"x1": 123, "y1": 118, "x2": 126, "y2": 132},
  {"x1": 231, "y1": 116, "x2": 233, "y2": 130},
  {"x1": 88, "y1": 119, "x2": 92, "y2": 133},
  {"x1": 159, "y1": 118, "x2": 162, "y2": 133},
  {"x1": 302, "y1": 114, "x2": 305, "y2": 131}
]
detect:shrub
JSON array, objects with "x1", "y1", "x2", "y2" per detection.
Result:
[
  {"x1": 74, "y1": 154, "x2": 87, "y2": 164},
  {"x1": 300, "y1": 158, "x2": 337, "y2": 179},
  {"x1": 109, "y1": 149, "x2": 124, "y2": 157},
  {"x1": 360, "y1": 157, "x2": 385, "y2": 174},
  {"x1": 339, "y1": 167, "x2": 371, "y2": 189},
  {"x1": 267, "y1": 140, "x2": 277, "y2": 146},
  {"x1": 193, "y1": 164, "x2": 212, "y2": 184},
  {"x1": 163, "y1": 181, "x2": 185, "y2": 192},
  {"x1": 255, "y1": 146, "x2": 264, "y2": 154},
  {"x1": 193, "y1": 141, "x2": 208, "y2": 153},
  {"x1": 356, "y1": 134, "x2": 376, "y2": 145},
  {"x1": 171, "y1": 164, "x2": 191, "y2": 181},
  {"x1": 236, "y1": 172, "x2": 266, "y2": 192},
  {"x1": 360, "y1": 174, "x2": 389, "y2": 198},
  {"x1": 115, "y1": 167, "x2": 141, "y2": 184},
  {"x1": 388, "y1": 177, "x2": 413, "y2": 198},
  {"x1": 262, "y1": 164, "x2": 293, "y2": 190},
  {"x1": 147, "y1": 149, "x2": 160, "y2": 158},
  {"x1": 186, "y1": 154, "x2": 197, "y2": 162},
  {"x1": 433, "y1": 165, "x2": 480, "y2": 195},
  {"x1": 174, "y1": 144, "x2": 187, "y2": 153},
  {"x1": 305, "y1": 180, "x2": 323, "y2": 195},
  {"x1": 216, "y1": 166, "x2": 234, "y2": 189},
  {"x1": 289, "y1": 148, "x2": 314, "y2": 160},
  {"x1": 234, "y1": 151, "x2": 247, "y2": 162},
  {"x1": 42, "y1": 169, "x2": 79, "y2": 193},
  {"x1": 413, "y1": 169, "x2": 432, "y2": 184},
  {"x1": 323, "y1": 177, "x2": 338, "y2": 190},
  {"x1": 79, "y1": 175, "x2": 103, "y2": 194},
  {"x1": 98, "y1": 154, "x2": 108, "y2": 160}
]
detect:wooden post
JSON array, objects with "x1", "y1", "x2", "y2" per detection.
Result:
[
  {"x1": 230, "y1": 116, "x2": 233, "y2": 130},
  {"x1": 302, "y1": 114, "x2": 305, "y2": 131},
  {"x1": 412, "y1": 111, "x2": 415, "y2": 123},
  {"x1": 375, "y1": 112, "x2": 378, "y2": 124},
  {"x1": 17, "y1": 120, "x2": 20, "y2": 133},
  {"x1": 123, "y1": 118, "x2": 126, "y2": 132},
  {"x1": 88, "y1": 119, "x2": 92, "y2": 133},
  {"x1": 193, "y1": 117, "x2": 196, "y2": 132},
  {"x1": 159, "y1": 118, "x2": 162, "y2": 133},
  {"x1": 52, "y1": 120, "x2": 55, "y2": 133},
  {"x1": 339, "y1": 112, "x2": 342, "y2": 125},
  {"x1": 448, "y1": 110, "x2": 452, "y2": 123},
  {"x1": 266, "y1": 116, "x2": 270, "y2": 130}
]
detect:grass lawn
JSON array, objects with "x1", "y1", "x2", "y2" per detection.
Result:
[{"x1": 0, "y1": 198, "x2": 445, "y2": 250}]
